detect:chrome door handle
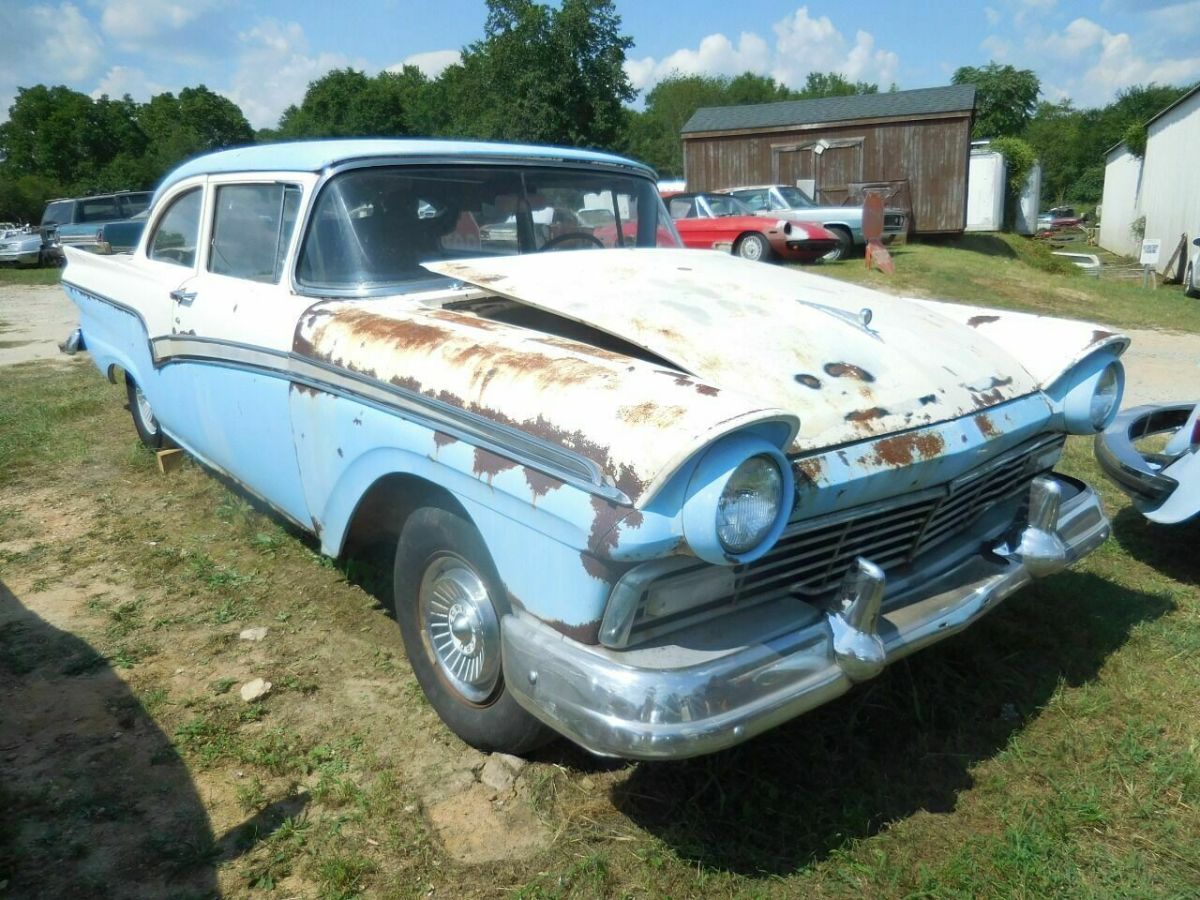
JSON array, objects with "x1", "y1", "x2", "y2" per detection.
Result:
[{"x1": 169, "y1": 289, "x2": 196, "y2": 304}]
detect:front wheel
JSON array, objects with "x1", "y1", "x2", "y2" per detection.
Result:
[
  {"x1": 822, "y1": 227, "x2": 854, "y2": 261},
  {"x1": 736, "y1": 232, "x2": 771, "y2": 262},
  {"x1": 393, "y1": 505, "x2": 553, "y2": 754},
  {"x1": 125, "y1": 375, "x2": 165, "y2": 449}
]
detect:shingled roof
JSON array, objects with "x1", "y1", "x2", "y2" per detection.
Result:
[{"x1": 681, "y1": 84, "x2": 976, "y2": 135}]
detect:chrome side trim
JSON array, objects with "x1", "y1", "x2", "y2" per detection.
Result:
[
  {"x1": 502, "y1": 473, "x2": 1110, "y2": 760},
  {"x1": 145, "y1": 334, "x2": 628, "y2": 505}
]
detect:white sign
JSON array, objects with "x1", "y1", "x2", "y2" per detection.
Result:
[{"x1": 1140, "y1": 238, "x2": 1162, "y2": 266}]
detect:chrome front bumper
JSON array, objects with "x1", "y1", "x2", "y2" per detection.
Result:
[
  {"x1": 502, "y1": 473, "x2": 1110, "y2": 760},
  {"x1": 0, "y1": 248, "x2": 41, "y2": 265}
]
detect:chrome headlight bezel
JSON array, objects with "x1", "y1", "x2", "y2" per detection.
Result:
[
  {"x1": 680, "y1": 434, "x2": 794, "y2": 565},
  {"x1": 1051, "y1": 351, "x2": 1125, "y2": 434}
]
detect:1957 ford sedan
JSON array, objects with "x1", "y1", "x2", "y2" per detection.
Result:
[{"x1": 62, "y1": 139, "x2": 1126, "y2": 760}]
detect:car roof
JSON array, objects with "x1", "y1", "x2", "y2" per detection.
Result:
[{"x1": 155, "y1": 138, "x2": 655, "y2": 200}]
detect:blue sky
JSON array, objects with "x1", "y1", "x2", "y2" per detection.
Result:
[{"x1": 2, "y1": 0, "x2": 1198, "y2": 129}]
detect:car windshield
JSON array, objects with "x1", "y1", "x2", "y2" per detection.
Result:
[
  {"x1": 41, "y1": 201, "x2": 74, "y2": 227},
  {"x1": 701, "y1": 194, "x2": 753, "y2": 217},
  {"x1": 776, "y1": 186, "x2": 816, "y2": 209},
  {"x1": 297, "y1": 164, "x2": 681, "y2": 293}
]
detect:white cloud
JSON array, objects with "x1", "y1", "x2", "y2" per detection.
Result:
[
  {"x1": 627, "y1": 6, "x2": 898, "y2": 95},
  {"x1": 1035, "y1": 17, "x2": 1200, "y2": 104},
  {"x1": 100, "y1": 0, "x2": 225, "y2": 47},
  {"x1": 388, "y1": 49, "x2": 461, "y2": 78},
  {"x1": 223, "y1": 20, "x2": 360, "y2": 130},
  {"x1": 981, "y1": 35, "x2": 1011, "y2": 59},
  {"x1": 985, "y1": 6, "x2": 1002, "y2": 26},
  {"x1": 90, "y1": 66, "x2": 167, "y2": 102},
  {"x1": 0, "y1": 2, "x2": 104, "y2": 117}
]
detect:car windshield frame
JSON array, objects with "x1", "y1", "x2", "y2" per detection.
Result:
[
  {"x1": 775, "y1": 186, "x2": 816, "y2": 209},
  {"x1": 295, "y1": 161, "x2": 681, "y2": 297}
]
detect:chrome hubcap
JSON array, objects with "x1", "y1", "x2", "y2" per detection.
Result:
[
  {"x1": 419, "y1": 555, "x2": 501, "y2": 703},
  {"x1": 135, "y1": 385, "x2": 157, "y2": 432},
  {"x1": 742, "y1": 239, "x2": 762, "y2": 260}
]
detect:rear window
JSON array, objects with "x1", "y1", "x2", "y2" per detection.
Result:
[
  {"x1": 78, "y1": 198, "x2": 120, "y2": 222},
  {"x1": 118, "y1": 193, "x2": 152, "y2": 218}
]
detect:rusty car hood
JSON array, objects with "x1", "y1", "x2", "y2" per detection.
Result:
[{"x1": 426, "y1": 250, "x2": 1044, "y2": 451}]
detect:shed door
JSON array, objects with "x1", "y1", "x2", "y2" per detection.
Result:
[
  {"x1": 815, "y1": 140, "x2": 864, "y2": 206},
  {"x1": 772, "y1": 145, "x2": 815, "y2": 186}
]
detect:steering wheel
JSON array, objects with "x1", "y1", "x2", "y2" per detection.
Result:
[{"x1": 540, "y1": 231, "x2": 605, "y2": 251}]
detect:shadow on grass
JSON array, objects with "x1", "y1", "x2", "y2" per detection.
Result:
[
  {"x1": 924, "y1": 233, "x2": 1018, "y2": 259},
  {"x1": 0, "y1": 582, "x2": 310, "y2": 897},
  {"x1": 1109, "y1": 506, "x2": 1199, "y2": 585},
  {"x1": 610, "y1": 569, "x2": 1172, "y2": 876}
]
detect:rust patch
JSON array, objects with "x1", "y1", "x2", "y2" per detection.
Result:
[
  {"x1": 291, "y1": 383, "x2": 321, "y2": 398},
  {"x1": 524, "y1": 467, "x2": 565, "y2": 501},
  {"x1": 967, "y1": 314, "x2": 1001, "y2": 328},
  {"x1": 793, "y1": 456, "x2": 826, "y2": 488},
  {"x1": 695, "y1": 383, "x2": 720, "y2": 397},
  {"x1": 619, "y1": 401, "x2": 688, "y2": 428},
  {"x1": 794, "y1": 373, "x2": 822, "y2": 389},
  {"x1": 390, "y1": 374, "x2": 423, "y2": 393},
  {"x1": 433, "y1": 431, "x2": 458, "y2": 449},
  {"x1": 872, "y1": 431, "x2": 947, "y2": 468},
  {"x1": 582, "y1": 494, "x2": 639, "y2": 581},
  {"x1": 472, "y1": 447, "x2": 518, "y2": 484},
  {"x1": 974, "y1": 414, "x2": 999, "y2": 438},
  {"x1": 543, "y1": 616, "x2": 602, "y2": 645},
  {"x1": 825, "y1": 362, "x2": 875, "y2": 382},
  {"x1": 845, "y1": 407, "x2": 889, "y2": 424},
  {"x1": 1091, "y1": 329, "x2": 1116, "y2": 344}
]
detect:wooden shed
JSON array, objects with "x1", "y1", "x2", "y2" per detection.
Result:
[{"x1": 680, "y1": 84, "x2": 976, "y2": 235}]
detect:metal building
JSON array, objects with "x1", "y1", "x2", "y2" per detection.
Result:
[
  {"x1": 1100, "y1": 84, "x2": 1200, "y2": 273},
  {"x1": 679, "y1": 84, "x2": 976, "y2": 235}
]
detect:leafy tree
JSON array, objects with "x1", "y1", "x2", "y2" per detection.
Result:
[
  {"x1": 437, "y1": 0, "x2": 635, "y2": 147},
  {"x1": 800, "y1": 72, "x2": 878, "y2": 98},
  {"x1": 952, "y1": 62, "x2": 1040, "y2": 138},
  {"x1": 136, "y1": 86, "x2": 252, "y2": 183},
  {"x1": 278, "y1": 68, "x2": 417, "y2": 138},
  {"x1": 989, "y1": 135, "x2": 1036, "y2": 228}
]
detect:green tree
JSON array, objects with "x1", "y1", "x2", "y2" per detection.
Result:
[
  {"x1": 799, "y1": 72, "x2": 879, "y2": 98},
  {"x1": 137, "y1": 86, "x2": 252, "y2": 183},
  {"x1": 438, "y1": 0, "x2": 635, "y2": 147},
  {"x1": 952, "y1": 62, "x2": 1039, "y2": 137},
  {"x1": 278, "y1": 68, "x2": 417, "y2": 138}
]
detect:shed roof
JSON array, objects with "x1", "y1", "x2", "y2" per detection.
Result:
[
  {"x1": 681, "y1": 84, "x2": 976, "y2": 135},
  {"x1": 155, "y1": 138, "x2": 651, "y2": 198}
]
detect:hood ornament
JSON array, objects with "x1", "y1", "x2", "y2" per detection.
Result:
[{"x1": 796, "y1": 300, "x2": 882, "y2": 341}]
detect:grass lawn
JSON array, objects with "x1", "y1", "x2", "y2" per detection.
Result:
[
  {"x1": 810, "y1": 233, "x2": 1200, "y2": 335},
  {"x1": 0, "y1": 265, "x2": 62, "y2": 286},
  {"x1": 1, "y1": 354, "x2": 1198, "y2": 896}
]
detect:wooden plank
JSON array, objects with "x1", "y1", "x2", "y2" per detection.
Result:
[{"x1": 155, "y1": 448, "x2": 185, "y2": 475}]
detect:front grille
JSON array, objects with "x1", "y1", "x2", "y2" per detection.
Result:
[
  {"x1": 627, "y1": 433, "x2": 1064, "y2": 643},
  {"x1": 884, "y1": 214, "x2": 905, "y2": 228}
]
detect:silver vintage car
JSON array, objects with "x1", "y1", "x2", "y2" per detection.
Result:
[{"x1": 62, "y1": 139, "x2": 1124, "y2": 760}]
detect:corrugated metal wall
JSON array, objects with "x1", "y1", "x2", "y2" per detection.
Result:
[
  {"x1": 1138, "y1": 92, "x2": 1200, "y2": 274},
  {"x1": 681, "y1": 115, "x2": 972, "y2": 234},
  {"x1": 1099, "y1": 147, "x2": 1143, "y2": 260}
]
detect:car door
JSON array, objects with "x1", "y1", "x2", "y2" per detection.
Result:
[{"x1": 167, "y1": 178, "x2": 315, "y2": 526}]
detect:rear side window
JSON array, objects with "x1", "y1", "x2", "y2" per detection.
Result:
[
  {"x1": 149, "y1": 188, "x2": 202, "y2": 267},
  {"x1": 119, "y1": 193, "x2": 152, "y2": 218},
  {"x1": 79, "y1": 197, "x2": 119, "y2": 222},
  {"x1": 209, "y1": 184, "x2": 302, "y2": 283}
]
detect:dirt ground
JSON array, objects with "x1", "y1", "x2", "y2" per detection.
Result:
[{"x1": 2, "y1": 280, "x2": 1199, "y2": 896}]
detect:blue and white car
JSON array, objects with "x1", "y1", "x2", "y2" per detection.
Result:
[{"x1": 62, "y1": 139, "x2": 1126, "y2": 760}]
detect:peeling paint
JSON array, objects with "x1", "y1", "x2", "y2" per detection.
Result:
[
  {"x1": 974, "y1": 414, "x2": 999, "y2": 438},
  {"x1": 967, "y1": 314, "x2": 1000, "y2": 328},
  {"x1": 845, "y1": 407, "x2": 889, "y2": 424},
  {"x1": 472, "y1": 447, "x2": 518, "y2": 484},
  {"x1": 793, "y1": 456, "x2": 826, "y2": 487},
  {"x1": 824, "y1": 362, "x2": 875, "y2": 382},
  {"x1": 794, "y1": 373, "x2": 822, "y2": 389},
  {"x1": 871, "y1": 431, "x2": 947, "y2": 467},
  {"x1": 524, "y1": 467, "x2": 565, "y2": 501}
]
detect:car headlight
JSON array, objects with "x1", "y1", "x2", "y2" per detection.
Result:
[
  {"x1": 1090, "y1": 362, "x2": 1121, "y2": 430},
  {"x1": 680, "y1": 435, "x2": 794, "y2": 565},
  {"x1": 1052, "y1": 352, "x2": 1125, "y2": 434},
  {"x1": 717, "y1": 456, "x2": 783, "y2": 553}
]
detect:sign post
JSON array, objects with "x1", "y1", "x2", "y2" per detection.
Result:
[{"x1": 1140, "y1": 238, "x2": 1162, "y2": 289}]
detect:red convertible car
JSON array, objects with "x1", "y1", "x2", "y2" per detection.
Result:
[{"x1": 663, "y1": 192, "x2": 838, "y2": 263}]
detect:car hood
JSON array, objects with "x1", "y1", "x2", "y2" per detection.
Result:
[{"x1": 425, "y1": 249, "x2": 1043, "y2": 452}]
